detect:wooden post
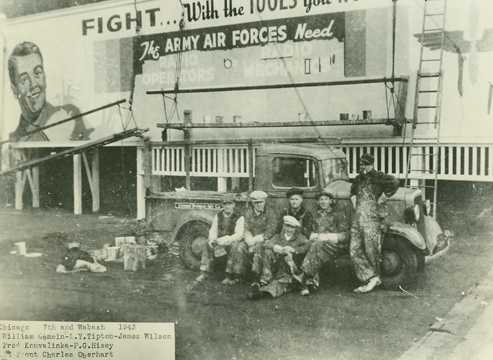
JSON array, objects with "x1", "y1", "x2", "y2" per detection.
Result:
[
  {"x1": 184, "y1": 110, "x2": 192, "y2": 191},
  {"x1": 73, "y1": 153, "x2": 82, "y2": 215},
  {"x1": 31, "y1": 166, "x2": 40, "y2": 208},
  {"x1": 91, "y1": 149, "x2": 100, "y2": 212},
  {"x1": 248, "y1": 140, "x2": 254, "y2": 192},
  {"x1": 15, "y1": 170, "x2": 24, "y2": 210},
  {"x1": 136, "y1": 145, "x2": 146, "y2": 219}
]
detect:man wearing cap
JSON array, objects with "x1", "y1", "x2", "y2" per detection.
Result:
[
  {"x1": 227, "y1": 190, "x2": 278, "y2": 284},
  {"x1": 248, "y1": 215, "x2": 311, "y2": 299},
  {"x1": 278, "y1": 188, "x2": 315, "y2": 239},
  {"x1": 350, "y1": 152, "x2": 399, "y2": 293},
  {"x1": 298, "y1": 190, "x2": 351, "y2": 295},
  {"x1": 195, "y1": 194, "x2": 245, "y2": 284}
]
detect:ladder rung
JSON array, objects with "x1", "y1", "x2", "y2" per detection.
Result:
[
  {"x1": 425, "y1": 12, "x2": 445, "y2": 16},
  {"x1": 423, "y1": 28, "x2": 444, "y2": 32},
  {"x1": 417, "y1": 106, "x2": 438, "y2": 109},
  {"x1": 418, "y1": 72, "x2": 441, "y2": 78},
  {"x1": 421, "y1": 58, "x2": 441, "y2": 62},
  {"x1": 418, "y1": 90, "x2": 439, "y2": 93}
]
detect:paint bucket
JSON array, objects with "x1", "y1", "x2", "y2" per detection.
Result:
[
  {"x1": 14, "y1": 242, "x2": 27, "y2": 256},
  {"x1": 106, "y1": 246, "x2": 119, "y2": 261},
  {"x1": 339, "y1": 113, "x2": 349, "y2": 121}
]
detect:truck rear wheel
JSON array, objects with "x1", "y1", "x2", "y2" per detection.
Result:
[
  {"x1": 177, "y1": 221, "x2": 210, "y2": 270},
  {"x1": 381, "y1": 235, "x2": 419, "y2": 289}
]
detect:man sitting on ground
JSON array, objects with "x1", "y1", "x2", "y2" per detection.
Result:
[
  {"x1": 248, "y1": 215, "x2": 310, "y2": 300},
  {"x1": 298, "y1": 190, "x2": 351, "y2": 295},
  {"x1": 228, "y1": 190, "x2": 278, "y2": 286},
  {"x1": 278, "y1": 188, "x2": 314, "y2": 239},
  {"x1": 195, "y1": 193, "x2": 245, "y2": 285}
]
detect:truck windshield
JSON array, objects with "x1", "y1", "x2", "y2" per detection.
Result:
[
  {"x1": 323, "y1": 158, "x2": 349, "y2": 183},
  {"x1": 272, "y1": 157, "x2": 318, "y2": 188}
]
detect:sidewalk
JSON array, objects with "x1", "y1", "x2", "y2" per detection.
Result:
[{"x1": 399, "y1": 267, "x2": 493, "y2": 360}]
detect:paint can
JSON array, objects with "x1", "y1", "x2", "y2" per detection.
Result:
[{"x1": 14, "y1": 242, "x2": 27, "y2": 256}]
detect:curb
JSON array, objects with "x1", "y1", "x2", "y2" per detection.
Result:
[{"x1": 398, "y1": 267, "x2": 493, "y2": 360}]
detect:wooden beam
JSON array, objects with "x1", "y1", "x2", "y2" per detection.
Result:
[
  {"x1": 0, "y1": 128, "x2": 148, "y2": 176},
  {"x1": 91, "y1": 150, "x2": 100, "y2": 212},
  {"x1": 73, "y1": 154, "x2": 82, "y2": 215},
  {"x1": 136, "y1": 146, "x2": 146, "y2": 219},
  {"x1": 30, "y1": 167, "x2": 40, "y2": 208},
  {"x1": 15, "y1": 170, "x2": 25, "y2": 210},
  {"x1": 157, "y1": 118, "x2": 399, "y2": 129},
  {"x1": 151, "y1": 136, "x2": 342, "y2": 147}
]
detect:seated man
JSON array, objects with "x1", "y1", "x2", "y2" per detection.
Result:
[
  {"x1": 298, "y1": 190, "x2": 350, "y2": 295},
  {"x1": 278, "y1": 188, "x2": 314, "y2": 239},
  {"x1": 195, "y1": 194, "x2": 245, "y2": 285},
  {"x1": 248, "y1": 216, "x2": 310, "y2": 300},
  {"x1": 228, "y1": 190, "x2": 277, "y2": 285},
  {"x1": 56, "y1": 242, "x2": 106, "y2": 273}
]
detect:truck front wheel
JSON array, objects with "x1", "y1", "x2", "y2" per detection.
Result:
[
  {"x1": 381, "y1": 235, "x2": 419, "y2": 289},
  {"x1": 177, "y1": 221, "x2": 210, "y2": 270}
]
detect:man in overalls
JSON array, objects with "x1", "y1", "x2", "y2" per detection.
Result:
[
  {"x1": 350, "y1": 153, "x2": 399, "y2": 293},
  {"x1": 299, "y1": 190, "x2": 351, "y2": 295}
]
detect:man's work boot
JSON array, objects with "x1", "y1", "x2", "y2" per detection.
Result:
[
  {"x1": 194, "y1": 272, "x2": 208, "y2": 283},
  {"x1": 353, "y1": 276, "x2": 382, "y2": 294}
]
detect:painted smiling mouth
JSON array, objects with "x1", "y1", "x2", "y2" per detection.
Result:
[{"x1": 28, "y1": 88, "x2": 42, "y2": 99}]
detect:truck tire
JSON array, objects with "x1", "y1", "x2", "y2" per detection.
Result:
[
  {"x1": 177, "y1": 221, "x2": 210, "y2": 270},
  {"x1": 381, "y1": 235, "x2": 419, "y2": 289}
]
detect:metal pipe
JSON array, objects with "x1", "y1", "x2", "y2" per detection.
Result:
[
  {"x1": 0, "y1": 98, "x2": 127, "y2": 146},
  {"x1": 147, "y1": 77, "x2": 409, "y2": 95}
]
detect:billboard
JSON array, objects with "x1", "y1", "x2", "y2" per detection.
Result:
[{"x1": 1, "y1": 0, "x2": 406, "y2": 145}]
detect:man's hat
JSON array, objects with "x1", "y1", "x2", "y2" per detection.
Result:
[
  {"x1": 283, "y1": 215, "x2": 301, "y2": 227},
  {"x1": 286, "y1": 188, "x2": 304, "y2": 198},
  {"x1": 221, "y1": 193, "x2": 236, "y2": 204},
  {"x1": 359, "y1": 153, "x2": 374, "y2": 165},
  {"x1": 317, "y1": 190, "x2": 334, "y2": 199},
  {"x1": 249, "y1": 190, "x2": 268, "y2": 202}
]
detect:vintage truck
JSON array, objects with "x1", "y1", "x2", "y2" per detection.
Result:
[{"x1": 147, "y1": 143, "x2": 448, "y2": 288}]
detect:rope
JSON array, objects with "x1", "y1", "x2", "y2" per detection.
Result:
[{"x1": 253, "y1": 12, "x2": 337, "y2": 146}]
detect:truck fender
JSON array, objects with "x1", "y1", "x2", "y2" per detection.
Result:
[
  {"x1": 171, "y1": 211, "x2": 214, "y2": 242},
  {"x1": 387, "y1": 222, "x2": 427, "y2": 250}
]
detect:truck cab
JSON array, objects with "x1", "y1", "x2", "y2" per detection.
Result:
[{"x1": 147, "y1": 143, "x2": 447, "y2": 288}]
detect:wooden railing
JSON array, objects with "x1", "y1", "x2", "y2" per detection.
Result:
[
  {"x1": 341, "y1": 143, "x2": 493, "y2": 181},
  {"x1": 152, "y1": 145, "x2": 254, "y2": 178},
  {"x1": 152, "y1": 143, "x2": 493, "y2": 182}
]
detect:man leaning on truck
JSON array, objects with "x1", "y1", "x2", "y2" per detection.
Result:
[
  {"x1": 350, "y1": 153, "x2": 399, "y2": 294},
  {"x1": 195, "y1": 194, "x2": 245, "y2": 285}
]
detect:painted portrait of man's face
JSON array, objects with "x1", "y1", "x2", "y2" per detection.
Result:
[{"x1": 10, "y1": 52, "x2": 47, "y2": 119}]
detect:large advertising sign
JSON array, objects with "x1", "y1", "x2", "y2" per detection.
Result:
[{"x1": 1, "y1": 0, "x2": 404, "y2": 145}]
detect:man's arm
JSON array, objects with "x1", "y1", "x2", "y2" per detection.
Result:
[
  {"x1": 208, "y1": 215, "x2": 219, "y2": 244},
  {"x1": 230, "y1": 216, "x2": 245, "y2": 243},
  {"x1": 217, "y1": 216, "x2": 245, "y2": 246},
  {"x1": 263, "y1": 207, "x2": 279, "y2": 241},
  {"x1": 301, "y1": 210, "x2": 315, "y2": 239},
  {"x1": 292, "y1": 234, "x2": 311, "y2": 254}
]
